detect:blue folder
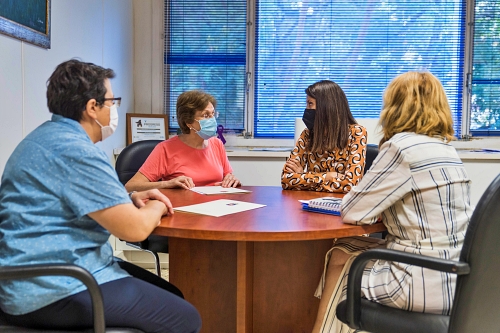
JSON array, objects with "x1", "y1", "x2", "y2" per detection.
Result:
[{"x1": 301, "y1": 202, "x2": 341, "y2": 216}]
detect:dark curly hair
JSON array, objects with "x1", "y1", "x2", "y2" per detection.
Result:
[{"x1": 46, "y1": 59, "x2": 115, "y2": 121}]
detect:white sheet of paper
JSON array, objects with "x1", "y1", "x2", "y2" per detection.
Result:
[
  {"x1": 174, "y1": 199, "x2": 266, "y2": 217},
  {"x1": 190, "y1": 186, "x2": 251, "y2": 195}
]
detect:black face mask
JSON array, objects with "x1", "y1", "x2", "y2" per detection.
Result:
[{"x1": 302, "y1": 108, "x2": 315, "y2": 131}]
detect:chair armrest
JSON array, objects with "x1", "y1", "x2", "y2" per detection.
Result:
[
  {"x1": 344, "y1": 248, "x2": 470, "y2": 329},
  {"x1": 0, "y1": 264, "x2": 105, "y2": 333}
]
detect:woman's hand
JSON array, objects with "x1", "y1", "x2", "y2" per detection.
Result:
[
  {"x1": 284, "y1": 158, "x2": 304, "y2": 173},
  {"x1": 215, "y1": 173, "x2": 241, "y2": 188},
  {"x1": 164, "y1": 176, "x2": 195, "y2": 189},
  {"x1": 325, "y1": 172, "x2": 345, "y2": 182},
  {"x1": 130, "y1": 189, "x2": 174, "y2": 216}
]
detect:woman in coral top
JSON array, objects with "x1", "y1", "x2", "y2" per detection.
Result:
[
  {"x1": 281, "y1": 80, "x2": 367, "y2": 193},
  {"x1": 125, "y1": 90, "x2": 240, "y2": 191}
]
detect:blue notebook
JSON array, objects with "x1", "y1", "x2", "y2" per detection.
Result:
[{"x1": 301, "y1": 197, "x2": 342, "y2": 216}]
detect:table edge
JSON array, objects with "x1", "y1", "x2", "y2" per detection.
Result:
[{"x1": 153, "y1": 222, "x2": 386, "y2": 241}]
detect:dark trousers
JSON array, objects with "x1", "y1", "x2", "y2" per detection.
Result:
[{"x1": 2, "y1": 260, "x2": 201, "y2": 333}]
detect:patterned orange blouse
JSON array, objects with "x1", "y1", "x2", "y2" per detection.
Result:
[{"x1": 281, "y1": 124, "x2": 367, "y2": 193}]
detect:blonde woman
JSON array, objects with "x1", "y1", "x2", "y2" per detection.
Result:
[{"x1": 312, "y1": 71, "x2": 472, "y2": 333}]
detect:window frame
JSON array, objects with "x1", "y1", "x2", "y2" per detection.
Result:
[
  {"x1": 163, "y1": 0, "x2": 496, "y2": 141},
  {"x1": 467, "y1": 0, "x2": 500, "y2": 137}
]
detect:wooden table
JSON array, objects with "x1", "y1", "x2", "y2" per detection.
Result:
[{"x1": 153, "y1": 186, "x2": 386, "y2": 333}]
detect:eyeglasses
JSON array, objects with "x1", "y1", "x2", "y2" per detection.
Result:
[
  {"x1": 200, "y1": 111, "x2": 219, "y2": 119},
  {"x1": 103, "y1": 97, "x2": 121, "y2": 107}
]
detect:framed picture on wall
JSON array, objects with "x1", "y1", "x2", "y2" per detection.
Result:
[
  {"x1": 0, "y1": 0, "x2": 51, "y2": 49},
  {"x1": 126, "y1": 113, "x2": 169, "y2": 145}
]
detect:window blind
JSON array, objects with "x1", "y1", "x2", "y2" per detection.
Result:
[
  {"x1": 254, "y1": 0, "x2": 466, "y2": 137},
  {"x1": 165, "y1": 0, "x2": 247, "y2": 131},
  {"x1": 470, "y1": 0, "x2": 500, "y2": 134}
]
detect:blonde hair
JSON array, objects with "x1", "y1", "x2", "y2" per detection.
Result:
[{"x1": 379, "y1": 71, "x2": 454, "y2": 146}]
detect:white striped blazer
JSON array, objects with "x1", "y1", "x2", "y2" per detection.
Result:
[{"x1": 341, "y1": 132, "x2": 472, "y2": 314}]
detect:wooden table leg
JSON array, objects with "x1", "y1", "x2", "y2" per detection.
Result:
[
  {"x1": 252, "y1": 239, "x2": 333, "y2": 333},
  {"x1": 237, "y1": 241, "x2": 254, "y2": 333},
  {"x1": 169, "y1": 237, "x2": 332, "y2": 333},
  {"x1": 169, "y1": 237, "x2": 237, "y2": 333}
]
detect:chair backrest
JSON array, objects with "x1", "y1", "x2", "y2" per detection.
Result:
[
  {"x1": 115, "y1": 140, "x2": 163, "y2": 185},
  {"x1": 449, "y1": 173, "x2": 500, "y2": 332},
  {"x1": 364, "y1": 144, "x2": 379, "y2": 175}
]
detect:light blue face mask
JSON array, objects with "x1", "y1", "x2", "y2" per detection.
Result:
[{"x1": 193, "y1": 117, "x2": 218, "y2": 140}]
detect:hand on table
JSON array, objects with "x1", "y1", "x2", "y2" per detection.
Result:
[
  {"x1": 130, "y1": 189, "x2": 174, "y2": 216},
  {"x1": 164, "y1": 176, "x2": 195, "y2": 189},
  {"x1": 215, "y1": 173, "x2": 241, "y2": 188}
]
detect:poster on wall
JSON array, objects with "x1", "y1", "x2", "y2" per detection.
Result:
[
  {"x1": 0, "y1": 0, "x2": 51, "y2": 49},
  {"x1": 126, "y1": 113, "x2": 168, "y2": 145}
]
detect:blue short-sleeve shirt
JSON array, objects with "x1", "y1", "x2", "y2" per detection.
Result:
[{"x1": 0, "y1": 114, "x2": 131, "y2": 315}]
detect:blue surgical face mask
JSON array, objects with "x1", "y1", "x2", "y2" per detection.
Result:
[{"x1": 192, "y1": 117, "x2": 218, "y2": 140}]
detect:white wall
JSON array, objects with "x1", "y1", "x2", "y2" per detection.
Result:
[{"x1": 0, "y1": 0, "x2": 134, "y2": 176}]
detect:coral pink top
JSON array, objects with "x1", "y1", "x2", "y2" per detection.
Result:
[{"x1": 139, "y1": 136, "x2": 233, "y2": 186}]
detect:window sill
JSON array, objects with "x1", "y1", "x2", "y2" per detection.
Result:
[
  {"x1": 114, "y1": 136, "x2": 500, "y2": 160},
  {"x1": 455, "y1": 149, "x2": 500, "y2": 160},
  {"x1": 451, "y1": 138, "x2": 500, "y2": 160}
]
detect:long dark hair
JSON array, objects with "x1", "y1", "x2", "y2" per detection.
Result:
[{"x1": 305, "y1": 80, "x2": 356, "y2": 152}]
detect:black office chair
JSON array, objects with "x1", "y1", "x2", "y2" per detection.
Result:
[
  {"x1": 336, "y1": 173, "x2": 500, "y2": 333},
  {"x1": 115, "y1": 139, "x2": 168, "y2": 277},
  {"x1": 0, "y1": 264, "x2": 144, "y2": 333},
  {"x1": 364, "y1": 143, "x2": 379, "y2": 175}
]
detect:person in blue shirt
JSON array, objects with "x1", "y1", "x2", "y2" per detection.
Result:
[{"x1": 0, "y1": 59, "x2": 201, "y2": 333}]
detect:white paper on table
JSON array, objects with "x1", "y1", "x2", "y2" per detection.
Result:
[
  {"x1": 174, "y1": 199, "x2": 266, "y2": 217},
  {"x1": 190, "y1": 186, "x2": 251, "y2": 195}
]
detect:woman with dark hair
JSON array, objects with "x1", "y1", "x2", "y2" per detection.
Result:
[
  {"x1": 281, "y1": 80, "x2": 367, "y2": 193},
  {"x1": 125, "y1": 90, "x2": 240, "y2": 191},
  {"x1": 312, "y1": 71, "x2": 472, "y2": 333}
]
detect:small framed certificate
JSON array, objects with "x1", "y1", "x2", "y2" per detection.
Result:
[{"x1": 126, "y1": 113, "x2": 169, "y2": 145}]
